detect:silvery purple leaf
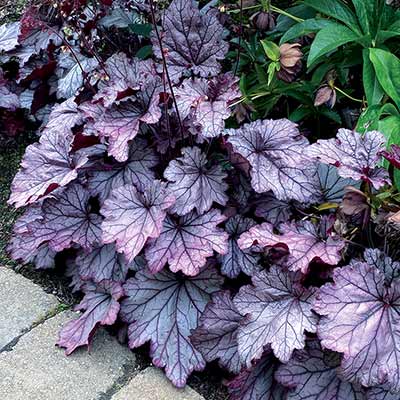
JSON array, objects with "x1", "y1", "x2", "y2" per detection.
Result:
[
  {"x1": 308, "y1": 129, "x2": 390, "y2": 189},
  {"x1": 152, "y1": 0, "x2": 228, "y2": 82},
  {"x1": 363, "y1": 248, "x2": 400, "y2": 284},
  {"x1": 191, "y1": 290, "x2": 243, "y2": 373},
  {"x1": 82, "y1": 81, "x2": 161, "y2": 162},
  {"x1": 8, "y1": 207, "x2": 56, "y2": 269},
  {"x1": 24, "y1": 184, "x2": 102, "y2": 252},
  {"x1": 8, "y1": 128, "x2": 90, "y2": 208},
  {"x1": 239, "y1": 218, "x2": 345, "y2": 274},
  {"x1": 276, "y1": 339, "x2": 365, "y2": 400},
  {"x1": 219, "y1": 215, "x2": 261, "y2": 278},
  {"x1": 145, "y1": 209, "x2": 228, "y2": 276},
  {"x1": 234, "y1": 266, "x2": 318, "y2": 365},
  {"x1": 94, "y1": 53, "x2": 155, "y2": 107},
  {"x1": 312, "y1": 163, "x2": 360, "y2": 204},
  {"x1": 65, "y1": 257, "x2": 85, "y2": 293},
  {"x1": 101, "y1": 181, "x2": 175, "y2": 263},
  {"x1": 175, "y1": 73, "x2": 240, "y2": 138},
  {"x1": 227, "y1": 119, "x2": 317, "y2": 202},
  {"x1": 367, "y1": 387, "x2": 399, "y2": 400},
  {"x1": 120, "y1": 264, "x2": 223, "y2": 387},
  {"x1": 43, "y1": 98, "x2": 83, "y2": 136},
  {"x1": 88, "y1": 138, "x2": 158, "y2": 203},
  {"x1": 313, "y1": 256, "x2": 400, "y2": 391},
  {"x1": 227, "y1": 352, "x2": 286, "y2": 400},
  {"x1": 0, "y1": 22, "x2": 20, "y2": 51},
  {"x1": 77, "y1": 244, "x2": 132, "y2": 283},
  {"x1": 57, "y1": 280, "x2": 124, "y2": 355},
  {"x1": 56, "y1": 51, "x2": 99, "y2": 99},
  {"x1": 254, "y1": 191, "x2": 293, "y2": 226},
  {"x1": 164, "y1": 147, "x2": 228, "y2": 215},
  {"x1": 0, "y1": 71, "x2": 20, "y2": 109},
  {"x1": 20, "y1": 26, "x2": 62, "y2": 53}
]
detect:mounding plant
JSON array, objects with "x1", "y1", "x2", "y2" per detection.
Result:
[{"x1": 4, "y1": 0, "x2": 400, "y2": 399}]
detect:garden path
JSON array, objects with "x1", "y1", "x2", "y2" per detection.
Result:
[{"x1": 0, "y1": 265, "x2": 205, "y2": 400}]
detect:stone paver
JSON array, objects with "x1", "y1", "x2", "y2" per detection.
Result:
[
  {"x1": 111, "y1": 367, "x2": 205, "y2": 400},
  {"x1": 0, "y1": 266, "x2": 59, "y2": 349},
  {"x1": 0, "y1": 311, "x2": 136, "y2": 400}
]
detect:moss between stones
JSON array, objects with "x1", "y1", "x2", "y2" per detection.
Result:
[{"x1": 0, "y1": 144, "x2": 25, "y2": 268}]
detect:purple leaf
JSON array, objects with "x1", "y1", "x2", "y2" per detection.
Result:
[
  {"x1": 25, "y1": 183, "x2": 102, "y2": 252},
  {"x1": 94, "y1": 53, "x2": 156, "y2": 107},
  {"x1": 227, "y1": 119, "x2": 317, "y2": 202},
  {"x1": 145, "y1": 209, "x2": 228, "y2": 276},
  {"x1": 77, "y1": 244, "x2": 133, "y2": 283},
  {"x1": 367, "y1": 387, "x2": 399, "y2": 400},
  {"x1": 254, "y1": 191, "x2": 293, "y2": 226},
  {"x1": 308, "y1": 129, "x2": 390, "y2": 189},
  {"x1": 219, "y1": 215, "x2": 261, "y2": 278},
  {"x1": 175, "y1": 73, "x2": 240, "y2": 138},
  {"x1": 312, "y1": 163, "x2": 360, "y2": 204},
  {"x1": 57, "y1": 280, "x2": 124, "y2": 355},
  {"x1": 56, "y1": 51, "x2": 99, "y2": 99},
  {"x1": 234, "y1": 266, "x2": 318, "y2": 365},
  {"x1": 276, "y1": 339, "x2": 365, "y2": 400},
  {"x1": 152, "y1": 0, "x2": 228, "y2": 82},
  {"x1": 43, "y1": 98, "x2": 83, "y2": 137},
  {"x1": 20, "y1": 25, "x2": 62, "y2": 53},
  {"x1": 101, "y1": 181, "x2": 175, "y2": 263},
  {"x1": 120, "y1": 264, "x2": 223, "y2": 387},
  {"x1": 0, "y1": 22, "x2": 20, "y2": 51},
  {"x1": 313, "y1": 253, "x2": 400, "y2": 391},
  {"x1": 0, "y1": 71, "x2": 20, "y2": 109},
  {"x1": 88, "y1": 137, "x2": 158, "y2": 203},
  {"x1": 191, "y1": 290, "x2": 243, "y2": 374},
  {"x1": 238, "y1": 218, "x2": 345, "y2": 274},
  {"x1": 8, "y1": 207, "x2": 56, "y2": 268},
  {"x1": 381, "y1": 144, "x2": 400, "y2": 169},
  {"x1": 8, "y1": 128, "x2": 90, "y2": 208},
  {"x1": 81, "y1": 82, "x2": 161, "y2": 162},
  {"x1": 164, "y1": 146, "x2": 228, "y2": 215},
  {"x1": 227, "y1": 352, "x2": 286, "y2": 400}
]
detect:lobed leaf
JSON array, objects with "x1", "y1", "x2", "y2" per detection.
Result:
[{"x1": 120, "y1": 264, "x2": 223, "y2": 387}]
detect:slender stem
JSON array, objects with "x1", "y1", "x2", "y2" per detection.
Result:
[
  {"x1": 234, "y1": 0, "x2": 244, "y2": 75},
  {"x1": 334, "y1": 86, "x2": 364, "y2": 103},
  {"x1": 148, "y1": 0, "x2": 184, "y2": 139},
  {"x1": 270, "y1": 6, "x2": 304, "y2": 23},
  {"x1": 227, "y1": 5, "x2": 262, "y2": 14}
]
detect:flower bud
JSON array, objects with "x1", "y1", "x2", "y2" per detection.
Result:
[{"x1": 314, "y1": 85, "x2": 337, "y2": 108}]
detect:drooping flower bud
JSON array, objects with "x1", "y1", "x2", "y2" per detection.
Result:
[
  {"x1": 277, "y1": 43, "x2": 302, "y2": 82},
  {"x1": 314, "y1": 85, "x2": 337, "y2": 108},
  {"x1": 251, "y1": 11, "x2": 275, "y2": 31}
]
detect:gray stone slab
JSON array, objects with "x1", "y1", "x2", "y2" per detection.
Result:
[
  {"x1": 111, "y1": 367, "x2": 205, "y2": 400},
  {"x1": 0, "y1": 311, "x2": 136, "y2": 400},
  {"x1": 0, "y1": 266, "x2": 59, "y2": 348}
]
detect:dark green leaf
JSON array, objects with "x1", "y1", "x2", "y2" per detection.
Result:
[
  {"x1": 369, "y1": 48, "x2": 400, "y2": 109},
  {"x1": 302, "y1": 0, "x2": 362, "y2": 34},
  {"x1": 351, "y1": 0, "x2": 376, "y2": 36},
  {"x1": 279, "y1": 19, "x2": 337, "y2": 44},
  {"x1": 394, "y1": 169, "x2": 400, "y2": 191},
  {"x1": 135, "y1": 45, "x2": 153, "y2": 60},
  {"x1": 275, "y1": 5, "x2": 316, "y2": 32},
  {"x1": 129, "y1": 23, "x2": 152, "y2": 38},
  {"x1": 307, "y1": 24, "x2": 361, "y2": 67},
  {"x1": 362, "y1": 49, "x2": 384, "y2": 106}
]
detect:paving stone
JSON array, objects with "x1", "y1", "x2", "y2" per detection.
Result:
[
  {"x1": 111, "y1": 367, "x2": 205, "y2": 400},
  {"x1": 0, "y1": 266, "x2": 59, "y2": 349},
  {"x1": 0, "y1": 311, "x2": 136, "y2": 400}
]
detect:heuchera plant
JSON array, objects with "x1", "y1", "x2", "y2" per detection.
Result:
[{"x1": 4, "y1": 0, "x2": 400, "y2": 398}]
